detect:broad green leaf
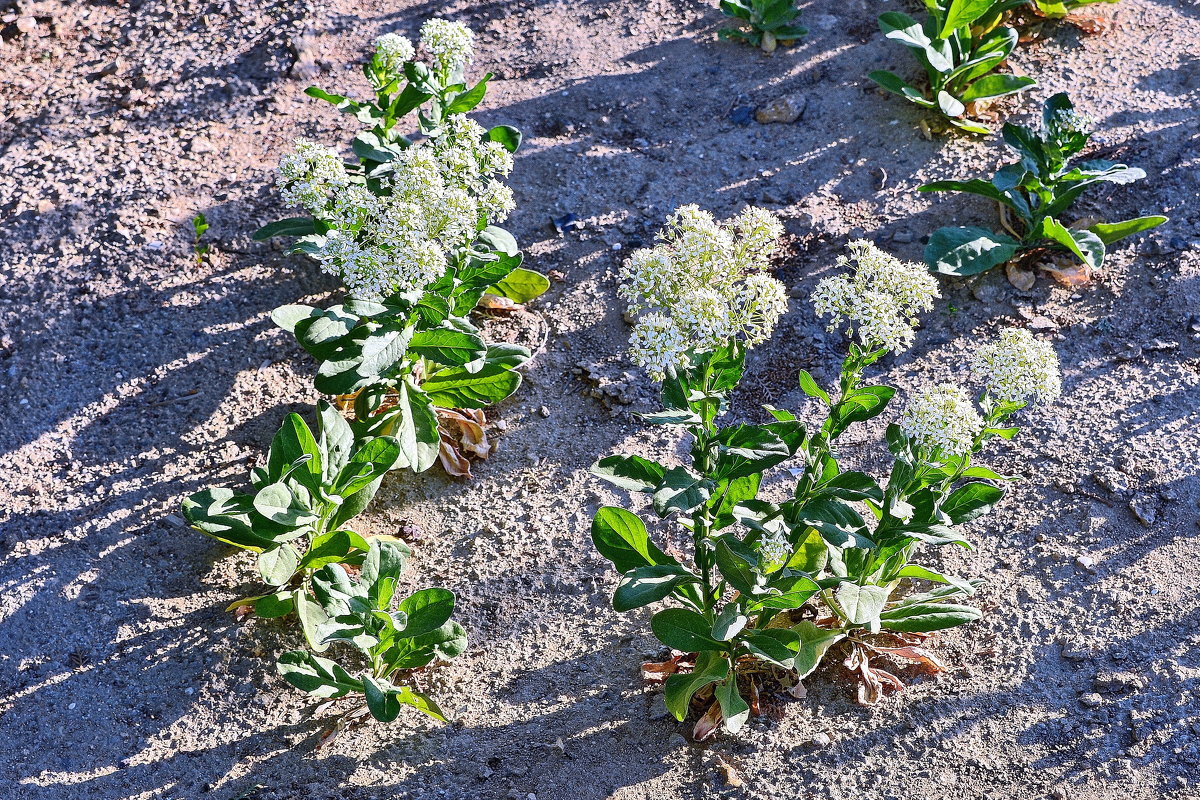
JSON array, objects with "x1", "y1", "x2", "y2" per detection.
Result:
[
  {"x1": 663, "y1": 652, "x2": 730, "y2": 721},
  {"x1": 925, "y1": 226, "x2": 1022, "y2": 276},
  {"x1": 408, "y1": 328, "x2": 486, "y2": 366},
  {"x1": 1040, "y1": 217, "x2": 1105, "y2": 270},
  {"x1": 713, "y1": 538, "x2": 759, "y2": 596},
  {"x1": 652, "y1": 466, "x2": 712, "y2": 516},
  {"x1": 253, "y1": 591, "x2": 295, "y2": 619},
  {"x1": 941, "y1": 481, "x2": 1004, "y2": 524},
  {"x1": 489, "y1": 267, "x2": 550, "y2": 304},
  {"x1": 295, "y1": 589, "x2": 331, "y2": 652},
  {"x1": 591, "y1": 506, "x2": 675, "y2": 573},
  {"x1": 820, "y1": 471, "x2": 884, "y2": 502},
  {"x1": 1088, "y1": 216, "x2": 1168, "y2": 246},
  {"x1": 384, "y1": 383, "x2": 440, "y2": 474},
  {"x1": 422, "y1": 363, "x2": 521, "y2": 408},
  {"x1": 894, "y1": 564, "x2": 975, "y2": 595},
  {"x1": 276, "y1": 650, "x2": 361, "y2": 698},
  {"x1": 792, "y1": 620, "x2": 846, "y2": 678},
  {"x1": 254, "y1": 217, "x2": 317, "y2": 241},
  {"x1": 591, "y1": 454, "x2": 667, "y2": 493},
  {"x1": 715, "y1": 679, "x2": 750, "y2": 733},
  {"x1": 613, "y1": 565, "x2": 698, "y2": 612},
  {"x1": 252, "y1": 483, "x2": 317, "y2": 527},
  {"x1": 712, "y1": 425, "x2": 791, "y2": 481},
  {"x1": 486, "y1": 125, "x2": 522, "y2": 153},
  {"x1": 868, "y1": 70, "x2": 935, "y2": 108},
  {"x1": 939, "y1": 0, "x2": 998, "y2": 34},
  {"x1": 257, "y1": 544, "x2": 300, "y2": 586},
  {"x1": 879, "y1": 602, "x2": 982, "y2": 632},
  {"x1": 960, "y1": 74, "x2": 1036, "y2": 103},
  {"x1": 475, "y1": 225, "x2": 519, "y2": 257},
  {"x1": 181, "y1": 488, "x2": 278, "y2": 552},
  {"x1": 834, "y1": 583, "x2": 889, "y2": 626},
  {"x1": 300, "y1": 530, "x2": 372, "y2": 570},
  {"x1": 711, "y1": 604, "x2": 749, "y2": 641},
  {"x1": 744, "y1": 629, "x2": 802, "y2": 669},
  {"x1": 651, "y1": 608, "x2": 726, "y2": 653},
  {"x1": 396, "y1": 588, "x2": 456, "y2": 638}
]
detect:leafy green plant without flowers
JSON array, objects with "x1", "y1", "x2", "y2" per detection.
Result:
[
  {"x1": 869, "y1": 0, "x2": 1034, "y2": 134},
  {"x1": 595, "y1": 231, "x2": 1061, "y2": 735},
  {"x1": 277, "y1": 539, "x2": 467, "y2": 723},
  {"x1": 922, "y1": 93, "x2": 1167, "y2": 277},
  {"x1": 256, "y1": 20, "x2": 547, "y2": 474},
  {"x1": 718, "y1": 0, "x2": 807, "y2": 53}
]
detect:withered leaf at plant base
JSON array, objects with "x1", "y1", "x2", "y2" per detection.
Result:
[
  {"x1": 869, "y1": 644, "x2": 948, "y2": 673},
  {"x1": 692, "y1": 701, "x2": 724, "y2": 741}
]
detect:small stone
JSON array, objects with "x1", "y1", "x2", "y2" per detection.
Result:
[
  {"x1": 1074, "y1": 554, "x2": 1097, "y2": 572},
  {"x1": 728, "y1": 106, "x2": 755, "y2": 126},
  {"x1": 1028, "y1": 315, "x2": 1056, "y2": 331},
  {"x1": 1114, "y1": 342, "x2": 1143, "y2": 362},
  {"x1": 1093, "y1": 671, "x2": 1145, "y2": 693},
  {"x1": 538, "y1": 406, "x2": 550, "y2": 418},
  {"x1": 892, "y1": 230, "x2": 914, "y2": 243},
  {"x1": 1128, "y1": 496, "x2": 1157, "y2": 527},
  {"x1": 755, "y1": 94, "x2": 807, "y2": 124},
  {"x1": 15, "y1": 16, "x2": 38, "y2": 33},
  {"x1": 810, "y1": 732, "x2": 833, "y2": 747},
  {"x1": 1079, "y1": 692, "x2": 1103, "y2": 708},
  {"x1": 189, "y1": 137, "x2": 215, "y2": 154},
  {"x1": 1050, "y1": 787, "x2": 1069, "y2": 800},
  {"x1": 668, "y1": 733, "x2": 688, "y2": 749}
]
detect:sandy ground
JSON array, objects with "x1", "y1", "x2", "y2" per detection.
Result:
[{"x1": 1, "y1": 0, "x2": 1198, "y2": 798}]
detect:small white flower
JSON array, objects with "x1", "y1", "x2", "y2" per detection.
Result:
[
  {"x1": 900, "y1": 383, "x2": 984, "y2": 457},
  {"x1": 420, "y1": 18, "x2": 474, "y2": 76},
  {"x1": 619, "y1": 206, "x2": 788, "y2": 378},
  {"x1": 629, "y1": 313, "x2": 690, "y2": 381},
  {"x1": 374, "y1": 33, "x2": 414, "y2": 81},
  {"x1": 812, "y1": 239, "x2": 939, "y2": 353},
  {"x1": 737, "y1": 271, "x2": 789, "y2": 345},
  {"x1": 277, "y1": 139, "x2": 349, "y2": 212},
  {"x1": 757, "y1": 528, "x2": 790, "y2": 575},
  {"x1": 972, "y1": 328, "x2": 1062, "y2": 405}
]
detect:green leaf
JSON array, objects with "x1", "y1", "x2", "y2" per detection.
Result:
[
  {"x1": 937, "y1": 90, "x2": 966, "y2": 119},
  {"x1": 475, "y1": 225, "x2": 520, "y2": 257},
  {"x1": 253, "y1": 590, "x2": 295, "y2": 619},
  {"x1": 940, "y1": 0, "x2": 1000, "y2": 34},
  {"x1": 784, "y1": 529, "x2": 828, "y2": 575},
  {"x1": 796, "y1": 369, "x2": 831, "y2": 404},
  {"x1": 252, "y1": 483, "x2": 317, "y2": 527},
  {"x1": 591, "y1": 507, "x2": 675, "y2": 573},
  {"x1": 651, "y1": 608, "x2": 726, "y2": 652},
  {"x1": 744, "y1": 629, "x2": 802, "y2": 669},
  {"x1": 1088, "y1": 215, "x2": 1168, "y2": 246},
  {"x1": 489, "y1": 267, "x2": 550, "y2": 304},
  {"x1": 918, "y1": 178, "x2": 1010, "y2": 204},
  {"x1": 181, "y1": 487, "x2": 279, "y2": 552},
  {"x1": 879, "y1": 12, "x2": 952, "y2": 73},
  {"x1": 445, "y1": 72, "x2": 491, "y2": 113},
  {"x1": 820, "y1": 471, "x2": 884, "y2": 502},
  {"x1": 880, "y1": 602, "x2": 982, "y2": 632},
  {"x1": 300, "y1": 530, "x2": 372, "y2": 570},
  {"x1": 712, "y1": 605, "x2": 749, "y2": 644},
  {"x1": 295, "y1": 589, "x2": 331, "y2": 652},
  {"x1": 387, "y1": 383, "x2": 441, "y2": 474},
  {"x1": 486, "y1": 124, "x2": 522, "y2": 153},
  {"x1": 612, "y1": 565, "x2": 698, "y2": 612},
  {"x1": 271, "y1": 303, "x2": 320, "y2": 333},
  {"x1": 408, "y1": 328, "x2": 486, "y2": 366},
  {"x1": 713, "y1": 538, "x2": 759, "y2": 596},
  {"x1": 663, "y1": 652, "x2": 730, "y2": 721},
  {"x1": 253, "y1": 217, "x2": 316, "y2": 241},
  {"x1": 715, "y1": 678, "x2": 750, "y2": 733},
  {"x1": 868, "y1": 70, "x2": 934, "y2": 108},
  {"x1": 712, "y1": 425, "x2": 792, "y2": 481},
  {"x1": 396, "y1": 588, "x2": 456, "y2": 638},
  {"x1": 652, "y1": 467, "x2": 711, "y2": 516},
  {"x1": 257, "y1": 544, "x2": 300, "y2": 587},
  {"x1": 925, "y1": 226, "x2": 1022, "y2": 276},
  {"x1": 591, "y1": 454, "x2": 667, "y2": 493},
  {"x1": 834, "y1": 583, "x2": 889, "y2": 626},
  {"x1": 941, "y1": 481, "x2": 1004, "y2": 524},
  {"x1": 792, "y1": 620, "x2": 845, "y2": 678},
  {"x1": 422, "y1": 363, "x2": 522, "y2": 409},
  {"x1": 789, "y1": 497, "x2": 874, "y2": 549},
  {"x1": 960, "y1": 74, "x2": 1036, "y2": 103},
  {"x1": 276, "y1": 650, "x2": 361, "y2": 698},
  {"x1": 1040, "y1": 218, "x2": 1105, "y2": 270},
  {"x1": 894, "y1": 564, "x2": 975, "y2": 595}
]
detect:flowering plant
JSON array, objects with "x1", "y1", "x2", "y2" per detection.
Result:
[
  {"x1": 922, "y1": 93, "x2": 1167, "y2": 277},
  {"x1": 594, "y1": 237, "x2": 1060, "y2": 735},
  {"x1": 255, "y1": 20, "x2": 548, "y2": 474},
  {"x1": 869, "y1": 0, "x2": 1034, "y2": 135}
]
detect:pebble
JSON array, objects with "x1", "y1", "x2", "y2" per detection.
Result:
[
  {"x1": 668, "y1": 733, "x2": 688, "y2": 749},
  {"x1": 1079, "y1": 692, "x2": 1103, "y2": 708},
  {"x1": 811, "y1": 732, "x2": 833, "y2": 747},
  {"x1": 755, "y1": 94, "x2": 807, "y2": 124},
  {"x1": 1093, "y1": 671, "x2": 1145, "y2": 693},
  {"x1": 1074, "y1": 554, "x2": 1097, "y2": 572},
  {"x1": 1128, "y1": 496, "x2": 1158, "y2": 527}
]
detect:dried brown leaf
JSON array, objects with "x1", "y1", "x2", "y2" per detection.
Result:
[
  {"x1": 477, "y1": 293, "x2": 524, "y2": 311},
  {"x1": 871, "y1": 644, "x2": 948, "y2": 673},
  {"x1": 438, "y1": 436, "x2": 472, "y2": 477},
  {"x1": 1005, "y1": 262, "x2": 1036, "y2": 290},
  {"x1": 692, "y1": 701, "x2": 723, "y2": 741},
  {"x1": 1040, "y1": 260, "x2": 1092, "y2": 287}
]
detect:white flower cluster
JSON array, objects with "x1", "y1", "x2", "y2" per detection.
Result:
[
  {"x1": 620, "y1": 205, "x2": 788, "y2": 380},
  {"x1": 1045, "y1": 107, "x2": 1092, "y2": 144},
  {"x1": 972, "y1": 328, "x2": 1062, "y2": 406},
  {"x1": 275, "y1": 115, "x2": 514, "y2": 299},
  {"x1": 811, "y1": 240, "x2": 940, "y2": 353},
  {"x1": 276, "y1": 139, "x2": 350, "y2": 211},
  {"x1": 900, "y1": 383, "x2": 983, "y2": 457},
  {"x1": 757, "y1": 528, "x2": 790, "y2": 575},
  {"x1": 374, "y1": 33, "x2": 415, "y2": 82},
  {"x1": 420, "y1": 18, "x2": 474, "y2": 77}
]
